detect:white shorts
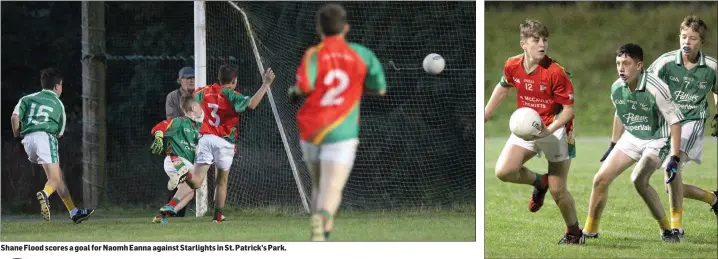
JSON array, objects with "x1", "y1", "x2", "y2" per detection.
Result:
[
  {"x1": 163, "y1": 155, "x2": 193, "y2": 178},
  {"x1": 507, "y1": 126, "x2": 570, "y2": 162},
  {"x1": 615, "y1": 131, "x2": 668, "y2": 162},
  {"x1": 195, "y1": 134, "x2": 236, "y2": 172},
  {"x1": 676, "y1": 120, "x2": 704, "y2": 164},
  {"x1": 301, "y1": 139, "x2": 359, "y2": 165},
  {"x1": 22, "y1": 131, "x2": 59, "y2": 164}
]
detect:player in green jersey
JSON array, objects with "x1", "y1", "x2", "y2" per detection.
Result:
[
  {"x1": 11, "y1": 68, "x2": 95, "y2": 223},
  {"x1": 646, "y1": 16, "x2": 718, "y2": 233},
  {"x1": 583, "y1": 44, "x2": 684, "y2": 242},
  {"x1": 149, "y1": 96, "x2": 206, "y2": 223}
]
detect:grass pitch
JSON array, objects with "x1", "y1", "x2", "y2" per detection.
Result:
[
  {"x1": 1, "y1": 206, "x2": 475, "y2": 242},
  {"x1": 484, "y1": 138, "x2": 717, "y2": 258}
]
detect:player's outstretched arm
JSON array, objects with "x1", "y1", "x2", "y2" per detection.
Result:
[
  {"x1": 247, "y1": 68, "x2": 276, "y2": 110},
  {"x1": 484, "y1": 78, "x2": 512, "y2": 122}
]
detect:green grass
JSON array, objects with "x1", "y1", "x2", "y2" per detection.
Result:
[
  {"x1": 484, "y1": 3, "x2": 718, "y2": 137},
  {"x1": 484, "y1": 138, "x2": 718, "y2": 258},
  {"x1": 0, "y1": 207, "x2": 476, "y2": 242}
]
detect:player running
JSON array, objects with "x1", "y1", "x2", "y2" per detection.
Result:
[
  {"x1": 176, "y1": 64, "x2": 275, "y2": 223},
  {"x1": 287, "y1": 3, "x2": 387, "y2": 241},
  {"x1": 584, "y1": 43, "x2": 684, "y2": 242},
  {"x1": 484, "y1": 19, "x2": 582, "y2": 245},
  {"x1": 645, "y1": 16, "x2": 718, "y2": 233},
  {"x1": 149, "y1": 96, "x2": 203, "y2": 223},
  {"x1": 11, "y1": 68, "x2": 95, "y2": 223}
]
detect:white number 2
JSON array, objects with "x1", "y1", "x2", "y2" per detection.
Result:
[
  {"x1": 27, "y1": 103, "x2": 53, "y2": 125},
  {"x1": 208, "y1": 103, "x2": 220, "y2": 126},
  {"x1": 320, "y1": 69, "x2": 349, "y2": 107}
]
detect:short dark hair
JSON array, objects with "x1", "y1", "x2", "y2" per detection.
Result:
[
  {"x1": 217, "y1": 65, "x2": 238, "y2": 85},
  {"x1": 40, "y1": 68, "x2": 62, "y2": 90},
  {"x1": 616, "y1": 43, "x2": 644, "y2": 62},
  {"x1": 316, "y1": 4, "x2": 347, "y2": 36}
]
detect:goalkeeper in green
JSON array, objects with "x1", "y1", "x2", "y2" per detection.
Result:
[
  {"x1": 149, "y1": 95, "x2": 204, "y2": 223},
  {"x1": 11, "y1": 68, "x2": 94, "y2": 223}
]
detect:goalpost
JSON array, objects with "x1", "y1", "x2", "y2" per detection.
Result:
[
  {"x1": 191, "y1": 1, "x2": 475, "y2": 214},
  {"x1": 193, "y1": 1, "x2": 309, "y2": 216}
]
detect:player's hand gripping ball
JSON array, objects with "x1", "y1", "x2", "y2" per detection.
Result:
[
  {"x1": 509, "y1": 107, "x2": 544, "y2": 140},
  {"x1": 423, "y1": 53, "x2": 445, "y2": 75}
]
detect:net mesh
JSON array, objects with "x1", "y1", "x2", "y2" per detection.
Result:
[{"x1": 202, "y1": 1, "x2": 476, "y2": 211}]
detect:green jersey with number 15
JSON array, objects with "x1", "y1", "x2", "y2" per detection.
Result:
[{"x1": 12, "y1": 89, "x2": 66, "y2": 137}]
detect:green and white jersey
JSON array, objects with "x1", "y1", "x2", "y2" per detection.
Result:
[
  {"x1": 647, "y1": 50, "x2": 718, "y2": 122},
  {"x1": 12, "y1": 89, "x2": 66, "y2": 137},
  {"x1": 610, "y1": 71, "x2": 683, "y2": 140}
]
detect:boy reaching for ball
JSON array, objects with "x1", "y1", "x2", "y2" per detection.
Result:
[
  {"x1": 149, "y1": 96, "x2": 203, "y2": 223},
  {"x1": 484, "y1": 19, "x2": 582, "y2": 244}
]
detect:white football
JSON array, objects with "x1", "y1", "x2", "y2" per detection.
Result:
[
  {"x1": 423, "y1": 53, "x2": 445, "y2": 75},
  {"x1": 509, "y1": 107, "x2": 543, "y2": 139}
]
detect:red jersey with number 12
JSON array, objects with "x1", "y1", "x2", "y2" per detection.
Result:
[
  {"x1": 500, "y1": 54, "x2": 575, "y2": 132},
  {"x1": 193, "y1": 83, "x2": 251, "y2": 144}
]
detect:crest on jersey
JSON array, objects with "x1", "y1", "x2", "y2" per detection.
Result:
[
  {"x1": 699, "y1": 81, "x2": 707, "y2": 89},
  {"x1": 540, "y1": 83, "x2": 547, "y2": 91}
]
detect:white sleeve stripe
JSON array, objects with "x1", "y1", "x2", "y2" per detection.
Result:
[
  {"x1": 58, "y1": 98, "x2": 66, "y2": 136},
  {"x1": 12, "y1": 97, "x2": 24, "y2": 116}
]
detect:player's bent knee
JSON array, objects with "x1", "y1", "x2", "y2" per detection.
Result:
[{"x1": 494, "y1": 165, "x2": 519, "y2": 182}]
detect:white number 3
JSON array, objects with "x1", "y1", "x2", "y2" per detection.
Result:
[
  {"x1": 320, "y1": 69, "x2": 349, "y2": 107},
  {"x1": 208, "y1": 103, "x2": 220, "y2": 126}
]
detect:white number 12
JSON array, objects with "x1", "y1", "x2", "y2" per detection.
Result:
[{"x1": 320, "y1": 69, "x2": 349, "y2": 107}]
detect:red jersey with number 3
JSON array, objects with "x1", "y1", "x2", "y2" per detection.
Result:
[
  {"x1": 500, "y1": 54, "x2": 575, "y2": 135},
  {"x1": 295, "y1": 36, "x2": 387, "y2": 145},
  {"x1": 193, "y1": 83, "x2": 251, "y2": 144}
]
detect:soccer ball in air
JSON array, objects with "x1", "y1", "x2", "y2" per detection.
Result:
[
  {"x1": 509, "y1": 107, "x2": 544, "y2": 140},
  {"x1": 423, "y1": 53, "x2": 445, "y2": 75}
]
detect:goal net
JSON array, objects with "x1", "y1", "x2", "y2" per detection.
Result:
[{"x1": 197, "y1": 1, "x2": 476, "y2": 212}]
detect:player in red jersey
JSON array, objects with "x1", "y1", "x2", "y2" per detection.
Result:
[
  {"x1": 176, "y1": 64, "x2": 275, "y2": 223},
  {"x1": 287, "y1": 3, "x2": 386, "y2": 241},
  {"x1": 484, "y1": 19, "x2": 582, "y2": 245}
]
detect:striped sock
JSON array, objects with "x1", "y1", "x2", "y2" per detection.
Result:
[
  {"x1": 532, "y1": 173, "x2": 547, "y2": 189},
  {"x1": 168, "y1": 197, "x2": 181, "y2": 208}
]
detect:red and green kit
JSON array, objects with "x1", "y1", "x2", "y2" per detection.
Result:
[{"x1": 295, "y1": 36, "x2": 387, "y2": 145}]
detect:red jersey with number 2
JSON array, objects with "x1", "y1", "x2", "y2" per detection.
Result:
[
  {"x1": 501, "y1": 54, "x2": 575, "y2": 134},
  {"x1": 295, "y1": 36, "x2": 379, "y2": 144},
  {"x1": 193, "y1": 83, "x2": 251, "y2": 144}
]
